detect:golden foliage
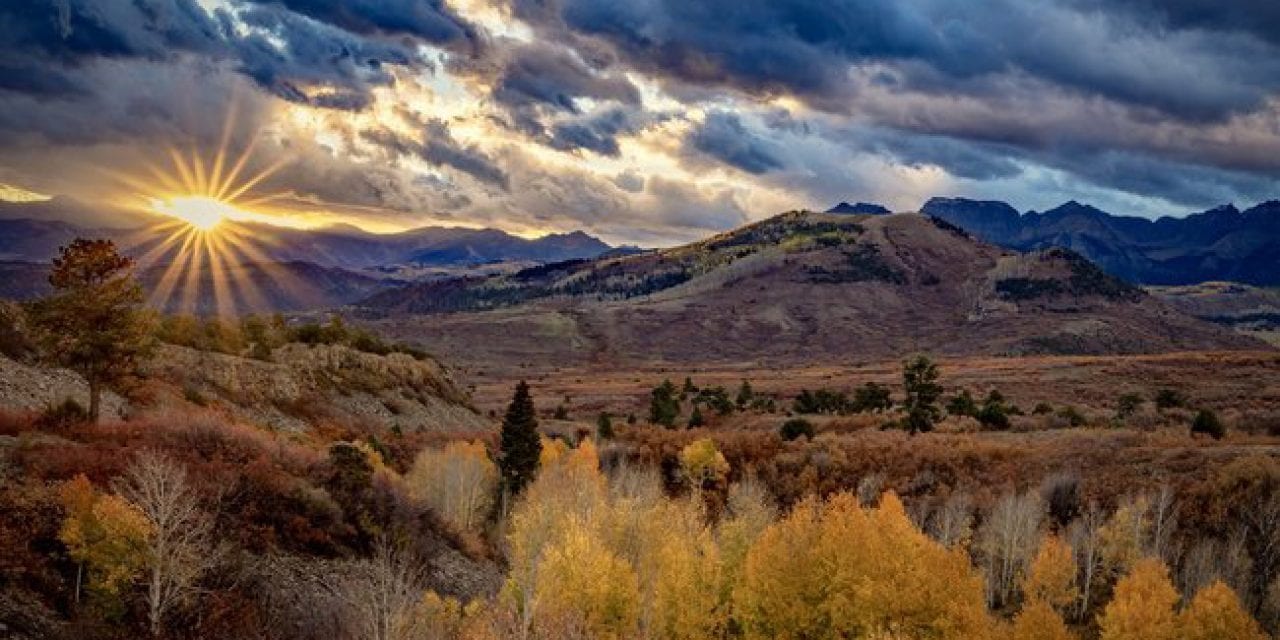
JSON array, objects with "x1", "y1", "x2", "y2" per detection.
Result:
[
  {"x1": 57, "y1": 474, "x2": 152, "y2": 603},
  {"x1": 1097, "y1": 557, "x2": 1179, "y2": 640},
  {"x1": 1010, "y1": 598, "x2": 1076, "y2": 640},
  {"x1": 406, "y1": 441, "x2": 497, "y2": 533},
  {"x1": 535, "y1": 519, "x2": 640, "y2": 638},
  {"x1": 680, "y1": 438, "x2": 730, "y2": 488},
  {"x1": 736, "y1": 491, "x2": 993, "y2": 640},
  {"x1": 1023, "y1": 534, "x2": 1079, "y2": 612},
  {"x1": 1179, "y1": 581, "x2": 1267, "y2": 640}
]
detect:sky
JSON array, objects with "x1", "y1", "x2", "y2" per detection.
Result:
[{"x1": 2, "y1": 0, "x2": 1279, "y2": 246}]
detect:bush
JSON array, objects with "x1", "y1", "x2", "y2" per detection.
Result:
[
  {"x1": 1191, "y1": 409, "x2": 1226, "y2": 440},
  {"x1": 1154, "y1": 389, "x2": 1186, "y2": 410},
  {"x1": 780, "y1": 418, "x2": 815, "y2": 442},
  {"x1": 36, "y1": 398, "x2": 89, "y2": 430},
  {"x1": 1032, "y1": 403, "x2": 1054, "y2": 416},
  {"x1": 1055, "y1": 406, "x2": 1087, "y2": 428},
  {"x1": 851, "y1": 382, "x2": 892, "y2": 413},
  {"x1": 947, "y1": 390, "x2": 978, "y2": 417},
  {"x1": 974, "y1": 391, "x2": 1013, "y2": 430}
]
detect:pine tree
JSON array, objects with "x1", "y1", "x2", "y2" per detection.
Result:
[
  {"x1": 902, "y1": 355, "x2": 943, "y2": 434},
  {"x1": 26, "y1": 239, "x2": 155, "y2": 422},
  {"x1": 688, "y1": 406, "x2": 705, "y2": 429},
  {"x1": 596, "y1": 412, "x2": 615, "y2": 439},
  {"x1": 650, "y1": 379, "x2": 680, "y2": 428},
  {"x1": 736, "y1": 380, "x2": 754, "y2": 410},
  {"x1": 498, "y1": 381, "x2": 542, "y2": 498}
]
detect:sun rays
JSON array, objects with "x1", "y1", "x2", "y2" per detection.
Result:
[{"x1": 103, "y1": 105, "x2": 322, "y2": 318}]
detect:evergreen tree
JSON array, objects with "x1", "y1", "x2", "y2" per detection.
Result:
[
  {"x1": 736, "y1": 380, "x2": 754, "y2": 410},
  {"x1": 902, "y1": 355, "x2": 943, "y2": 435},
  {"x1": 596, "y1": 412, "x2": 615, "y2": 439},
  {"x1": 26, "y1": 239, "x2": 155, "y2": 422},
  {"x1": 688, "y1": 406, "x2": 705, "y2": 429},
  {"x1": 649, "y1": 379, "x2": 680, "y2": 428},
  {"x1": 499, "y1": 381, "x2": 542, "y2": 498},
  {"x1": 946, "y1": 390, "x2": 978, "y2": 417}
]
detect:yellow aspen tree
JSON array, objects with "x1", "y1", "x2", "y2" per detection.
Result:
[
  {"x1": 717, "y1": 476, "x2": 777, "y2": 609},
  {"x1": 406, "y1": 441, "x2": 497, "y2": 533},
  {"x1": 1023, "y1": 534, "x2": 1079, "y2": 613},
  {"x1": 650, "y1": 496, "x2": 724, "y2": 640},
  {"x1": 1097, "y1": 557, "x2": 1178, "y2": 640},
  {"x1": 831, "y1": 492, "x2": 993, "y2": 640},
  {"x1": 1010, "y1": 599, "x2": 1077, "y2": 640},
  {"x1": 502, "y1": 438, "x2": 607, "y2": 637},
  {"x1": 735, "y1": 496, "x2": 831, "y2": 640},
  {"x1": 1179, "y1": 580, "x2": 1267, "y2": 640},
  {"x1": 533, "y1": 518, "x2": 640, "y2": 639},
  {"x1": 680, "y1": 438, "x2": 730, "y2": 490},
  {"x1": 57, "y1": 474, "x2": 152, "y2": 608},
  {"x1": 1099, "y1": 496, "x2": 1151, "y2": 575}
]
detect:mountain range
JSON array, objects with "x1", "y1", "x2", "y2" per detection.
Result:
[
  {"x1": 0, "y1": 199, "x2": 614, "y2": 269},
  {"x1": 359, "y1": 210, "x2": 1264, "y2": 370},
  {"x1": 920, "y1": 198, "x2": 1280, "y2": 286}
]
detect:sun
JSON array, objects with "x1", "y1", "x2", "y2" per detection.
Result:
[{"x1": 148, "y1": 195, "x2": 244, "y2": 231}]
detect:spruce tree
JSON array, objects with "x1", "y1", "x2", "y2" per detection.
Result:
[
  {"x1": 649, "y1": 379, "x2": 680, "y2": 427},
  {"x1": 596, "y1": 412, "x2": 615, "y2": 439},
  {"x1": 498, "y1": 381, "x2": 542, "y2": 497},
  {"x1": 688, "y1": 405, "x2": 705, "y2": 429},
  {"x1": 902, "y1": 355, "x2": 943, "y2": 435},
  {"x1": 26, "y1": 238, "x2": 155, "y2": 422},
  {"x1": 736, "y1": 379, "x2": 754, "y2": 410}
]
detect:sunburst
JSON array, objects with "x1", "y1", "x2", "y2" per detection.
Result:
[{"x1": 103, "y1": 104, "x2": 329, "y2": 318}]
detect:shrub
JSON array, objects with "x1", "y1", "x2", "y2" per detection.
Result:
[
  {"x1": 851, "y1": 382, "x2": 892, "y2": 413},
  {"x1": 1032, "y1": 403, "x2": 1054, "y2": 416},
  {"x1": 975, "y1": 391, "x2": 1013, "y2": 430},
  {"x1": 1055, "y1": 406, "x2": 1087, "y2": 428},
  {"x1": 1116, "y1": 393, "x2": 1144, "y2": 420},
  {"x1": 947, "y1": 390, "x2": 978, "y2": 417},
  {"x1": 779, "y1": 418, "x2": 815, "y2": 442},
  {"x1": 1191, "y1": 409, "x2": 1225, "y2": 440},
  {"x1": 1154, "y1": 389, "x2": 1186, "y2": 410},
  {"x1": 37, "y1": 398, "x2": 89, "y2": 430}
]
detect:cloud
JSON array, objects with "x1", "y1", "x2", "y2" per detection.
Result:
[
  {"x1": 361, "y1": 120, "x2": 510, "y2": 188},
  {"x1": 686, "y1": 111, "x2": 786, "y2": 174}
]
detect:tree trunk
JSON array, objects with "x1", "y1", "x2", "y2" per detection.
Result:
[{"x1": 87, "y1": 375, "x2": 101, "y2": 423}]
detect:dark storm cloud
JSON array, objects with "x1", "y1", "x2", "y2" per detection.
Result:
[
  {"x1": 0, "y1": 0, "x2": 473, "y2": 115},
  {"x1": 517, "y1": 0, "x2": 1280, "y2": 122},
  {"x1": 686, "y1": 111, "x2": 786, "y2": 174},
  {"x1": 547, "y1": 108, "x2": 646, "y2": 156},
  {"x1": 490, "y1": 42, "x2": 640, "y2": 115},
  {"x1": 241, "y1": 0, "x2": 477, "y2": 48},
  {"x1": 233, "y1": 4, "x2": 419, "y2": 111},
  {"x1": 362, "y1": 122, "x2": 510, "y2": 188}
]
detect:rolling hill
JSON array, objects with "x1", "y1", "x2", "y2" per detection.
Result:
[
  {"x1": 359, "y1": 211, "x2": 1264, "y2": 370},
  {"x1": 921, "y1": 197, "x2": 1280, "y2": 285}
]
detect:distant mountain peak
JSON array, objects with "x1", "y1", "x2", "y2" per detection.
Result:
[{"x1": 826, "y1": 201, "x2": 890, "y2": 215}]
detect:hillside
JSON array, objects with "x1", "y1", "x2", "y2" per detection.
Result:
[
  {"x1": 1152, "y1": 282, "x2": 1280, "y2": 346},
  {"x1": 922, "y1": 197, "x2": 1280, "y2": 285},
  {"x1": 360, "y1": 211, "x2": 1264, "y2": 370},
  {"x1": 0, "y1": 342, "x2": 487, "y2": 433}
]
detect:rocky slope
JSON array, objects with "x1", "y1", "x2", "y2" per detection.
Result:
[
  {"x1": 0, "y1": 342, "x2": 488, "y2": 433},
  {"x1": 361, "y1": 211, "x2": 1265, "y2": 371}
]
